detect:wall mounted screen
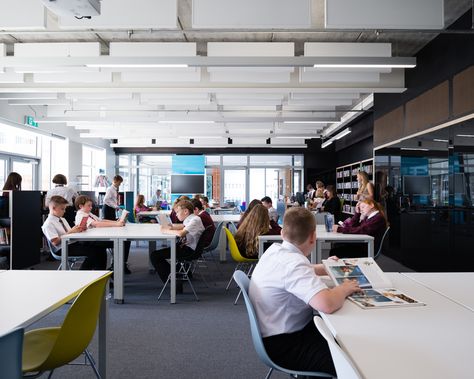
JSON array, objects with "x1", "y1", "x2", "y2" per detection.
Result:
[
  {"x1": 403, "y1": 175, "x2": 431, "y2": 195},
  {"x1": 171, "y1": 175, "x2": 205, "y2": 194}
]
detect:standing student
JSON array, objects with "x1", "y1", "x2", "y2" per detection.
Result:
[
  {"x1": 356, "y1": 171, "x2": 375, "y2": 201},
  {"x1": 150, "y1": 200, "x2": 204, "y2": 292},
  {"x1": 102, "y1": 175, "x2": 132, "y2": 273},
  {"x1": 45, "y1": 174, "x2": 78, "y2": 226},
  {"x1": 249, "y1": 207, "x2": 360, "y2": 375},
  {"x1": 320, "y1": 185, "x2": 342, "y2": 222},
  {"x1": 103, "y1": 175, "x2": 123, "y2": 220},
  {"x1": 42, "y1": 195, "x2": 107, "y2": 270}
]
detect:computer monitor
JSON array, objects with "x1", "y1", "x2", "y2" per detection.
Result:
[{"x1": 403, "y1": 175, "x2": 431, "y2": 196}]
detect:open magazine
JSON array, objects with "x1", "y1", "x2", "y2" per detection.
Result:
[
  {"x1": 119, "y1": 209, "x2": 129, "y2": 223},
  {"x1": 323, "y1": 257, "x2": 425, "y2": 309}
]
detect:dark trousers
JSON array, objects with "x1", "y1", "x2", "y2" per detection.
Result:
[
  {"x1": 68, "y1": 242, "x2": 107, "y2": 270},
  {"x1": 150, "y1": 244, "x2": 197, "y2": 283},
  {"x1": 263, "y1": 319, "x2": 336, "y2": 376},
  {"x1": 103, "y1": 204, "x2": 131, "y2": 263},
  {"x1": 330, "y1": 243, "x2": 368, "y2": 258}
]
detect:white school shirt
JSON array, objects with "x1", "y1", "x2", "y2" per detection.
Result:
[
  {"x1": 181, "y1": 214, "x2": 205, "y2": 251},
  {"x1": 249, "y1": 240, "x2": 327, "y2": 337},
  {"x1": 268, "y1": 206, "x2": 279, "y2": 222},
  {"x1": 104, "y1": 185, "x2": 119, "y2": 208},
  {"x1": 45, "y1": 185, "x2": 77, "y2": 206},
  {"x1": 75, "y1": 209, "x2": 100, "y2": 228},
  {"x1": 42, "y1": 214, "x2": 72, "y2": 252}
]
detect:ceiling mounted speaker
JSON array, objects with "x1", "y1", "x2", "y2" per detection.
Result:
[{"x1": 41, "y1": 0, "x2": 101, "y2": 18}]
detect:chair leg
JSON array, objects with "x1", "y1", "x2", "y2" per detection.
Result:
[
  {"x1": 47, "y1": 370, "x2": 55, "y2": 379},
  {"x1": 84, "y1": 349, "x2": 102, "y2": 379},
  {"x1": 264, "y1": 367, "x2": 273, "y2": 379},
  {"x1": 225, "y1": 263, "x2": 241, "y2": 290},
  {"x1": 186, "y1": 275, "x2": 199, "y2": 301},
  {"x1": 157, "y1": 275, "x2": 171, "y2": 301}
]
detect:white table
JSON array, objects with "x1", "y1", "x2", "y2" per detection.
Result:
[
  {"x1": 61, "y1": 224, "x2": 177, "y2": 304},
  {"x1": 0, "y1": 270, "x2": 110, "y2": 378},
  {"x1": 403, "y1": 272, "x2": 474, "y2": 312},
  {"x1": 321, "y1": 273, "x2": 474, "y2": 379},
  {"x1": 137, "y1": 210, "x2": 171, "y2": 219},
  {"x1": 257, "y1": 225, "x2": 374, "y2": 264},
  {"x1": 137, "y1": 211, "x2": 240, "y2": 224},
  {"x1": 314, "y1": 224, "x2": 374, "y2": 263}
]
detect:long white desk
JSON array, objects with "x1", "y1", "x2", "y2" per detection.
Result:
[
  {"x1": 321, "y1": 273, "x2": 474, "y2": 379},
  {"x1": 0, "y1": 270, "x2": 110, "y2": 378},
  {"x1": 137, "y1": 211, "x2": 240, "y2": 224},
  {"x1": 403, "y1": 272, "x2": 474, "y2": 312},
  {"x1": 61, "y1": 224, "x2": 177, "y2": 303},
  {"x1": 257, "y1": 225, "x2": 373, "y2": 263}
]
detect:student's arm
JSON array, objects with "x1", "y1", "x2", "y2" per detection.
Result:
[
  {"x1": 91, "y1": 219, "x2": 124, "y2": 228},
  {"x1": 163, "y1": 225, "x2": 188, "y2": 238},
  {"x1": 50, "y1": 225, "x2": 83, "y2": 246},
  {"x1": 309, "y1": 281, "x2": 360, "y2": 314}
]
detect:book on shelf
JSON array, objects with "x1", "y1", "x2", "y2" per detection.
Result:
[
  {"x1": 0, "y1": 227, "x2": 10, "y2": 245},
  {"x1": 323, "y1": 257, "x2": 425, "y2": 309}
]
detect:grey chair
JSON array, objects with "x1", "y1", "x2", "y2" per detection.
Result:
[
  {"x1": 233, "y1": 271, "x2": 333, "y2": 379},
  {"x1": 44, "y1": 234, "x2": 86, "y2": 270},
  {"x1": 374, "y1": 226, "x2": 391, "y2": 260},
  {"x1": 0, "y1": 328, "x2": 24, "y2": 379},
  {"x1": 199, "y1": 221, "x2": 224, "y2": 274}
]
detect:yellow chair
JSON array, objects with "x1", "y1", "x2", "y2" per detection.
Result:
[
  {"x1": 223, "y1": 227, "x2": 258, "y2": 304},
  {"x1": 22, "y1": 272, "x2": 112, "y2": 378}
]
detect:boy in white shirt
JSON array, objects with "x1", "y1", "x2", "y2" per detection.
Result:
[
  {"x1": 261, "y1": 196, "x2": 279, "y2": 223},
  {"x1": 42, "y1": 195, "x2": 107, "y2": 270},
  {"x1": 249, "y1": 207, "x2": 360, "y2": 375},
  {"x1": 75, "y1": 194, "x2": 132, "y2": 274},
  {"x1": 150, "y1": 200, "x2": 204, "y2": 292},
  {"x1": 103, "y1": 175, "x2": 123, "y2": 221}
]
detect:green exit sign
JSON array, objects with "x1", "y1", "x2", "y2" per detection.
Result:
[{"x1": 25, "y1": 116, "x2": 38, "y2": 127}]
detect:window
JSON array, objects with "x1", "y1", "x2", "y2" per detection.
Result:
[{"x1": 82, "y1": 146, "x2": 106, "y2": 191}]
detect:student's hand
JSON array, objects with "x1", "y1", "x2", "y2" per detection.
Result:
[
  {"x1": 69, "y1": 225, "x2": 84, "y2": 234},
  {"x1": 327, "y1": 255, "x2": 339, "y2": 261},
  {"x1": 332, "y1": 225, "x2": 339, "y2": 232},
  {"x1": 116, "y1": 220, "x2": 125, "y2": 227},
  {"x1": 340, "y1": 279, "x2": 361, "y2": 296},
  {"x1": 161, "y1": 224, "x2": 171, "y2": 231}
]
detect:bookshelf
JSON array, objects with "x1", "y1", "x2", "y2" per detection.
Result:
[
  {"x1": 0, "y1": 191, "x2": 42, "y2": 269},
  {"x1": 98, "y1": 191, "x2": 134, "y2": 222},
  {"x1": 336, "y1": 158, "x2": 374, "y2": 215}
]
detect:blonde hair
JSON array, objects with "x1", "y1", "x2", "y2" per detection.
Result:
[
  {"x1": 282, "y1": 207, "x2": 316, "y2": 245},
  {"x1": 357, "y1": 171, "x2": 370, "y2": 197},
  {"x1": 234, "y1": 204, "x2": 270, "y2": 258}
]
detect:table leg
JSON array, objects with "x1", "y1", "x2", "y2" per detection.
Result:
[
  {"x1": 258, "y1": 238, "x2": 264, "y2": 258},
  {"x1": 368, "y1": 239, "x2": 374, "y2": 258},
  {"x1": 148, "y1": 241, "x2": 156, "y2": 273},
  {"x1": 60, "y1": 239, "x2": 68, "y2": 271},
  {"x1": 170, "y1": 238, "x2": 176, "y2": 304},
  {"x1": 114, "y1": 239, "x2": 124, "y2": 304},
  {"x1": 312, "y1": 241, "x2": 321, "y2": 264},
  {"x1": 98, "y1": 281, "x2": 109, "y2": 378}
]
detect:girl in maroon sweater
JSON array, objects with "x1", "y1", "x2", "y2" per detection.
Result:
[{"x1": 331, "y1": 199, "x2": 388, "y2": 258}]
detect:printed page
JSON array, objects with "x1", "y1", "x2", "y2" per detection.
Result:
[
  {"x1": 342, "y1": 258, "x2": 393, "y2": 289},
  {"x1": 349, "y1": 288, "x2": 425, "y2": 309},
  {"x1": 119, "y1": 210, "x2": 129, "y2": 223}
]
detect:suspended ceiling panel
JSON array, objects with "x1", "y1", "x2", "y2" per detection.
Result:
[
  {"x1": 325, "y1": 0, "x2": 444, "y2": 29},
  {"x1": 14, "y1": 42, "x2": 101, "y2": 57},
  {"x1": 59, "y1": 0, "x2": 177, "y2": 29},
  {"x1": 110, "y1": 42, "x2": 196, "y2": 57},
  {"x1": 0, "y1": 0, "x2": 46, "y2": 30},
  {"x1": 192, "y1": 0, "x2": 311, "y2": 28}
]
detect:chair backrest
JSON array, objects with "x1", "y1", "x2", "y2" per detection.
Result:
[
  {"x1": 43, "y1": 233, "x2": 61, "y2": 261},
  {"x1": 313, "y1": 316, "x2": 363, "y2": 379},
  {"x1": 38, "y1": 272, "x2": 112, "y2": 371},
  {"x1": 203, "y1": 221, "x2": 224, "y2": 252},
  {"x1": 227, "y1": 221, "x2": 238, "y2": 235},
  {"x1": 0, "y1": 328, "x2": 24, "y2": 379},
  {"x1": 374, "y1": 226, "x2": 390, "y2": 260},
  {"x1": 232, "y1": 271, "x2": 278, "y2": 368},
  {"x1": 223, "y1": 227, "x2": 257, "y2": 263}
]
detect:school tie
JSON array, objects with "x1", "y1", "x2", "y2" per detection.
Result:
[{"x1": 58, "y1": 218, "x2": 68, "y2": 233}]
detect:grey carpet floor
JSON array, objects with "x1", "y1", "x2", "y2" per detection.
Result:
[{"x1": 28, "y1": 243, "x2": 412, "y2": 379}]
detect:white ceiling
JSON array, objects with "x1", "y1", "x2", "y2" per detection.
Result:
[{"x1": 0, "y1": 0, "x2": 471, "y2": 149}]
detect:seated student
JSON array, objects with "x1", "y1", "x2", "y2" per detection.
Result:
[
  {"x1": 331, "y1": 198, "x2": 388, "y2": 258},
  {"x1": 238, "y1": 199, "x2": 262, "y2": 227},
  {"x1": 190, "y1": 198, "x2": 216, "y2": 248},
  {"x1": 75, "y1": 194, "x2": 132, "y2": 274},
  {"x1": 150, "y1": 200, "x2": 205, "y2": 292},
  {"x1": 169, "y1": 195, "x2": 190, "y2": 224},
  {"x1": 249, "y1": 207, "x2": 360, "y2": 375},
  {"x1": 134, "y1": 194, "x2": 157, "y2": 223},
  {"x1": 150, "y1": 189, "x2": 163, "y2": 208},
  {"x1": 42, "y1": 195, "x2": 107, "y2": 270},
  {"x1": 261, "y1": 196, "x2": 279, "y2": 223},
  {"x1": 320, "y1": 185, "x2": 342, "y2": 222},
  {"x1": 234, "y1": 204, "x2": 282, "y2": 258},
  {"x1": 199, "y1": 195, "x2": 212, "y2": 213}
]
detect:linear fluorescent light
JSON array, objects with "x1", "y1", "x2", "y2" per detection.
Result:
[
  {"x1": 456, "y1": 134, "x2": 474, "y2": 138},
  {"x1": 86, "y1": 64, "x2": 189, "y2": 68},
  {"x1": 400, "y1": 147, "x2": 429, "y2": 151},
  {"x1": 321, "y1": 139, "x2": 333, "y2": 148},
  {"x1": 283, "y1": 121, "x2": 332, "y2": 124},
  {"x1": 158, "y1": 120, "x2": 215, "y2": 124},
  {"x1": 433, "y1": 139, "x2": 448, "y2": 143},
  {"x1": 274, "y1": 136, "x2": 319, "y2": 139},
  {"x1": 177, "y1": 135, "x2": 222, "y2": 139},
  {"x1": 313, "y1": 64, "x2": 416, "y2": 69},
  {"x1": 333, "y1": 128, "x2": 351, "y2": 140}
]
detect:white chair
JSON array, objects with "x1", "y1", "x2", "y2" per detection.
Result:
[{"x1": 313, "y1": 316, "x2": 362, "y2": 379}]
